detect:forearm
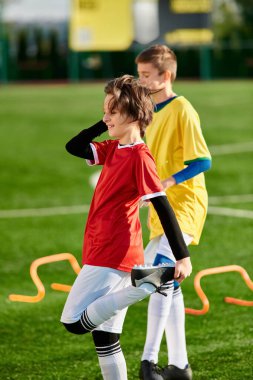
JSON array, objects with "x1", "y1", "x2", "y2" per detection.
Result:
[
  {"x1": 66, "y1": 120, "x2": 107, "y2": 159},
  {"x1": 150, "y1": 196, "x2": 190, "y2": 260},
  {"x1": 172, "y1": 159, "x2": 211, "y2": 184}
]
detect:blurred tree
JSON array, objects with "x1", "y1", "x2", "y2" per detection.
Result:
[
  {"x1": 236, "y1": 0, "x2": 253, "y2": 40},
  {"x1": 17, "y1": 28, "x2": 28, "y2": 61},
  {"x1": 34, "y1": 27, "x2": 43, "y2": 60},
  {"x1": 213, "y1": 0, "x2": 253, "y2": 43},
  {"x1": 49, "y1": 29, "x2": 61, "y2": 78}
]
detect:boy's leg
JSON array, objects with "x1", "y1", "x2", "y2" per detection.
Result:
[
  {"x1": 140, "y1": 234, "x2": 192, "y2": 380},
  {"x1": 61, "y1": 265, "x2": 130, "y2": 324},
  {"x1": 165, "y1": 285, "x2": 188, "y2": 369},
  {"x1": 140, "y1": 239, "x2": 174, "y2": 380},
  {"x1": 162, "y1": 286, "x2": 192, "y2": 380},
  {"x1": 162, "y1": 232, "x2": 193, "y2": 378},
  {"x1": 92, "y1": 330, "x2": 127, "y2": 380},
  {"x1": 76, "y1": 284, "x2": 153, "y2": 333},
  {"x1": 61, "y1": 263, "x2": 174, "y2": 335},
  {"x1": 61, "y1": 265, "x2": 131, "y2": 380},
  {"x1": 61, "y1": 264, "x2": 174, "y2": 380},
  {"x1": 141, "y1": 252, "x2": 174, "y2": 365}
]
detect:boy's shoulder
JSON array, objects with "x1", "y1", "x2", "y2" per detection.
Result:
[
  {"x1": 169, "y1": 96, "x2": 198, "y2": 117},
  {"x1": 155, "y1": 96, "x2": 195, "y2": 115},
  {"x1": 173, "y1": 96, "x2": 194, "y2": 110},
  {"x1": 132, "y1": 142, "x2": 155, "y2": 160},
  {"x1": 133, "y1": 142, "x2": 149, "y2": 152}
]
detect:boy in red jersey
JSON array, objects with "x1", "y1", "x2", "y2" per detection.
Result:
[{"x1": 60, "y1": 75, "x2": 192, "y2": 380}]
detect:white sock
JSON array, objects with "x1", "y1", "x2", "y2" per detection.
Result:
[
  {"x1": 86, "y1": 285, "x2": 154, "y2": 327},
  {"x1": 165, "y1": 287, "x2": 188, "y2": 369},
  {"x1": 97, "y1": 348, "x2": 127, "y2": 380},
  {"x1": 141, "y1": 281, "x2": 174, "y2": 363}
]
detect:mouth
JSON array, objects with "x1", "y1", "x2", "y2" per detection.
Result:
[{"x1": 107, "y1": 125, "x2": 114, "y2": 130}]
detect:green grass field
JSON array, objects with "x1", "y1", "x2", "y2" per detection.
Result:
[{"x1": 0, "y1": 81, "x2": 253, "y2": 379}]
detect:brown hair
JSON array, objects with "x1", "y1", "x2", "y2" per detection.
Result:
[
  {"x1": 104, "y1": 75, "x2": 153, "y2": 138},
  {"x1": 135, "y1": 44, "x2": 177, "y2": 82}
]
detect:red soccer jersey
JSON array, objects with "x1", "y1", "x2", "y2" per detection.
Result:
[{"x1": 82, "y1": 140, "x2": 165, "y2": 272}]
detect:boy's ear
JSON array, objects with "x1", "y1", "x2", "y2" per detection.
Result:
[{"x1": 163, "y1": 70, "x2": 172, "y2": 81}]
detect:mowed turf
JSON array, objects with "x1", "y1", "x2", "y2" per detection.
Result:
[{"x1": 0, "y1": 81, "x2": 253, "y2": 379}]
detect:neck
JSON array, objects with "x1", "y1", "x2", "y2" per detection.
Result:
[
  {"x1": 119, "y1": 136, "x2": 142, "y2": 145},
  {"x1": 152, "y1": 86, "x2": 175, "y2": 104},
  {"x1": 118, "y1": 127, "x2": 142, "y2": 145}
]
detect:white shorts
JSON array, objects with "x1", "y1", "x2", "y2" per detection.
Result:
[
  {"x1": 60, "y1": 265, "x2": 131, "y2": 334},
  {"x1": 144, "y1": 232, "x2": 193, "y2": 265}
]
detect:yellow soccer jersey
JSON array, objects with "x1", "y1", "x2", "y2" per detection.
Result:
[{"x1": 146, "y1": 96, "x2": 211, "y2": 245}]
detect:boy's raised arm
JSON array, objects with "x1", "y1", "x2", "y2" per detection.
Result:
[{"x1": 66, "y1": 120, "x2": 107, "y2": 159}]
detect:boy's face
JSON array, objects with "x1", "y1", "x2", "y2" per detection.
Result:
[
  {"x1": 103, "y1": 95, "x2": 134, "y2": 140},
  {"x1": 137, "y1": 62, "x2": 166, "y2": 92}
]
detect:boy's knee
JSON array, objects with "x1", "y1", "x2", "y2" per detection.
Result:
[{"x1": 62, "y1": 320, "x2": 90, "y2": 335}]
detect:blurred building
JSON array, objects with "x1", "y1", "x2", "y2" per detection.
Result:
[
  {"x1": 1, "y1": 0, "x2": 69, "y2": 81},
  {"x1": 0, "y1": 0, "x2": 253, "y2": 82}
]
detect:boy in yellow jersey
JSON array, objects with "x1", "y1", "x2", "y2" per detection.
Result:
[{"x1": 136, "y1": 45, "x2": 211, "y2": 380}]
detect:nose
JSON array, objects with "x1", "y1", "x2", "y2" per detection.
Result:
[
  {"x1": 103, "y1": 113, "x2": 110, "y2": 123},
  {"x1": 140, "y1": 78, "x2": 148, "y2": 87}
]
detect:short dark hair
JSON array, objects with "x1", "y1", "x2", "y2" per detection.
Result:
[{"x1": 104, "y1": 75, "x2": 153, "y2": 137}]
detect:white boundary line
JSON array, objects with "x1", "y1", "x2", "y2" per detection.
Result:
[
  {"x1": 209, "y1": 141, "x2": 253, "y2": 156},
  {"x1": 209, "y1": 194, "x2": 253, "y2": 204},
  {"x1": 0, "y1": 199, "x2": 253, "y2": 219},
  {"x1": 0, "y1": 205, "x2": 90, "y2": 218},
  {"x1": 208, "y1": 206, "x2": 253, "y2": 219}
]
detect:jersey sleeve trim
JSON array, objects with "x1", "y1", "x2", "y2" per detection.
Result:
[
  {"x1": 141, "y1": 191, "x2": 166, "y2": 201},
  {"x1": 184, "y1": 157, "x2": 211, "y2": 165},
  {"x1": 86, "y1": 143, "x2": 99, "y2": 166}
]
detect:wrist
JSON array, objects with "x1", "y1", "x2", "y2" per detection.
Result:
[{"x1": 163, "y1": 176, "x2": 176, "y2": 189}]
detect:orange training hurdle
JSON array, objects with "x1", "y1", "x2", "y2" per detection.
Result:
[
  {"x1": 185, "y1": 265, "x2": 253, "y2": 315},
  {"x1": 9, "y1": 256, "x2": 253, "y2": 314},
  {"x1": 8, "y1": 253, "x2": 81, "y2": 303}
]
